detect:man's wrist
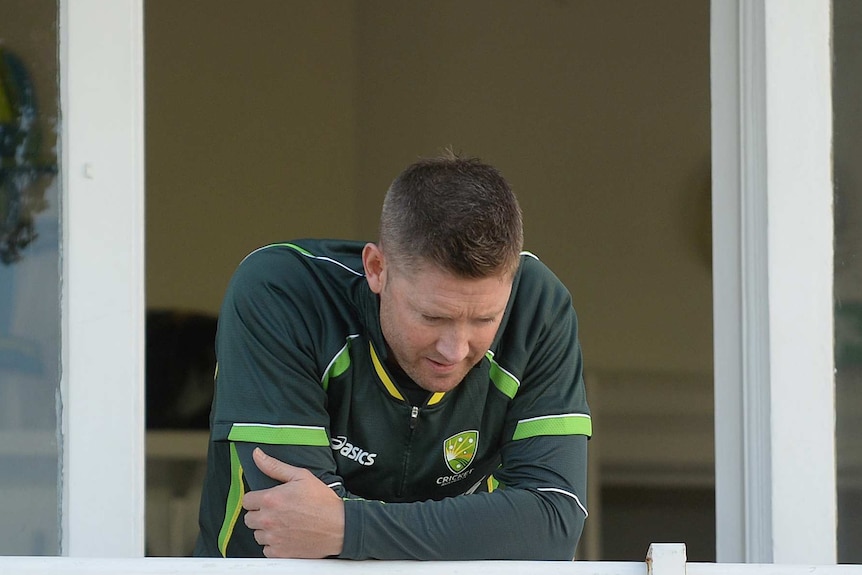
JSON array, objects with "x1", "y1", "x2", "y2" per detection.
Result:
[
  {"x1": 337, "y1": 498, "x2": 362, "y2": 559},
  {"x1": 329, "y1": 498, "x2": 346, "y2": 557}
]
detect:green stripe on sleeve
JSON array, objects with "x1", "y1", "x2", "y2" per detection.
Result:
[
  {"x1": 228, "y1": 424, "x2": 329, "y2": 446},
  {"x1": 486, "y1": 352, "x2": 520, "y2": 399},
  {"x1": 322, "y1": 341, "x2": 353, "y2": 391},
  {"x1": 217, "y1": 443, "x2": 245, "y2": 557},
  {"x1": 281, "y1": 242, "x2": 314, "y2": 256},
  {"x1": 512, "y1": 414, "x2": 592, "y2": 441},
  {"x1": 331, "y1": 349, "x2": 351, "y2": 378}
]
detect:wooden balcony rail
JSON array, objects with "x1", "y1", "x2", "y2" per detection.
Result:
[{"x1": 2, "y1": 544, "x2": 861, "y2": 575}]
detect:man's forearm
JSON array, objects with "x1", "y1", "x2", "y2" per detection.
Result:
[{"x1": 340, "y1": 487, "x2": 585, "y2": 560}]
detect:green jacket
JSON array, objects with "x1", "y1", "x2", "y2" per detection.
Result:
[{"x1": 195, "y1": 239, "x2": 591, "y2": 560}]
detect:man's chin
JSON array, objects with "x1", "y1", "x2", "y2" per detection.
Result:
[{"x1": 416, "y1": 374, "x2": 467, "y2": 394}]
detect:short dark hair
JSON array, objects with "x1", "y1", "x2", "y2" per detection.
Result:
[{"x1": 379, "y1": 151, "x2": 523, "y2": 278}]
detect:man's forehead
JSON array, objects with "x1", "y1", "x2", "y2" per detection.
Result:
[
  {"x1": 397, "y1": 268, "x2": 512, "y2": 312},
  {"x1": 384, "y1": 248, "x2": 517, "y2": 280}
]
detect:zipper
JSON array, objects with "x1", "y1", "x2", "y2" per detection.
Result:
[{"x1": 397, "y1": 405, "x2": 420, "y2": 497}]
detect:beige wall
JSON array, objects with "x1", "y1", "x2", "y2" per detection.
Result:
[
  {"x1": 146, "y1": 1, "x2": 359, "y2": 314},
  {"x1": 353, "y1": 2, "x2": 712, "y2": 373},
  {"x1": 146, "y1": 0, "x2": 712, "y2": 374}
]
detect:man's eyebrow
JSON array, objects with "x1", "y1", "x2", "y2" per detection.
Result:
[{"x1": 475, "y1": 308, "x2": 506, "y2": 321}]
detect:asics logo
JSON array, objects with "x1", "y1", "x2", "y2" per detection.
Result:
[{"x1": 330, "y1": 435, "x2": 377, "y2": 466}]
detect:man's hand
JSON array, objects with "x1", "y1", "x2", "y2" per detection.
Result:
[{"x1": 242, "y1": 447, "x2": 345, "y2": 558}]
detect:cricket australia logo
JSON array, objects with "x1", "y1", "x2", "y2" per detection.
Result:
[{"x1": 443, "y1": 430, "x2": 478, "y2": 474}]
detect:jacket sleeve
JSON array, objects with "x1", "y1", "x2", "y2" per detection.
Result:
[
  {"x1": 340, "y1": 261, "x2": 591, "y2": 560},
  {"x1": 211, "y1": 248, "x2": 352, "y2": 495},
  {"x1": 340, "y1": 436, "x2": 587, "y2": 560}
]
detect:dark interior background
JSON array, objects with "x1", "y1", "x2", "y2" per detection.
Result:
[{"x1": 144, "y1": 0, "x2": 716, "y2": 559}]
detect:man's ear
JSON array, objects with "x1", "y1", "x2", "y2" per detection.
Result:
[{"x1": 362, "y1": 243, "x2": 385, "y2": 294}]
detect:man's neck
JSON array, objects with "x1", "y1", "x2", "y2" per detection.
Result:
[{"x1": 385, "y1": 355, "x2": 431, "y2": 406}]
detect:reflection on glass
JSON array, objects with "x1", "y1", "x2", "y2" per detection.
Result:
[
  {"x1": 833, "y1": 0, "x2": 862, "y2": 563},
  {"x1": 0, "y1": 0, "x2": 61, "y2": 556}
]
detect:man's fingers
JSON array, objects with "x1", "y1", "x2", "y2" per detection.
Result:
[
  {"x1": 252, "y1": 447, "x2": 305, "y2": 483},
  {"x1": 239, "y1": 455, "x2": 345, "y2": 558},
  {"x1": 242, "y1": 504, "x2": 258, "y2": 525},
  {"x1": 243, "y1": 449, "x2": 313, "y2": 511},
  {"x1": 252, "y1": 525, "x2": 265, "y2": 546},
  {"x1": 242, "y1": 491, "x2": 258, "y2": 512}
]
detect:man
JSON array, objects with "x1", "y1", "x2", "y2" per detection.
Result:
[{"x1": 194, "y1": 153, "x2": 591, "y2": 560}]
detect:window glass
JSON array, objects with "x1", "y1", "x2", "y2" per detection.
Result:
[
  {"x1": 0, "y1": 0, "x2": 61, "y2": 556},
  {"x1": 833, "y1": 0, "x2": 862, "y2": 563}
]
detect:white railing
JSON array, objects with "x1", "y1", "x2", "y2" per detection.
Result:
[{"x1": 2, "y1": 544, "x2": 861, "y2": 575}]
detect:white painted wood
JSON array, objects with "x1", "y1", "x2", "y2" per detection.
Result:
[
  {"x1": 737, "y1": 0, "x2": 774, "y2": 563},
  {"x1": 711, "y1": 0, "x2": 765, "y2": 562},
  {"x1": 0, "y1": 557, "x2": 651, "y2": 575},
  {"x1": 60, "y1": 0, "x2": 146, "y2": 557},
  {"x1": 647, "y1": 544, "x2": 687, "y2": 575},
  {"x1": 711, "y1": 0, "x2": 836, "y2": 564},
  {"x1": 762, "y1": 0, "x2": 835, "y2": 564},
  {"x1": 3, "y1": 553, "x2": 862, "y2": 575},
  {"x1": 689, "y1": 565, "x2": 862, "y2": 575}
]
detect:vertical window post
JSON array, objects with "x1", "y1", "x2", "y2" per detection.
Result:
[
  {"x1": 60, "y1": 0, "x2": 145, "y2": 556},
  {"x1": 711, "y1": 0, "x2": 835, "y2": 563}
]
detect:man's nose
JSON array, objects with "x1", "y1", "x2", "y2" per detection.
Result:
[{"x1": 436, "y1": 325, "x2": 470, "y2": 364}]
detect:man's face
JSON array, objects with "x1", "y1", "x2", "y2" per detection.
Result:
[{"x1": 363, "y1": 244, "x2": 513, "y2": 393}]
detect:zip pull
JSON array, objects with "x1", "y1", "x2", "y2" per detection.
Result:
[{"x1": 409, "y1": 405, "x2": 420, "y2": 429}]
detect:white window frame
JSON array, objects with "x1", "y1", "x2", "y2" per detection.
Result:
[
  {"x1": 711, "y1": 0, "x2": 835, "y2": 563},
  {"x1": 60, "y1": 0, "x2": 145, "y2": 556},
  {"x1": 56, "y1": 0, "x2": 838, "y2": 563}
]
